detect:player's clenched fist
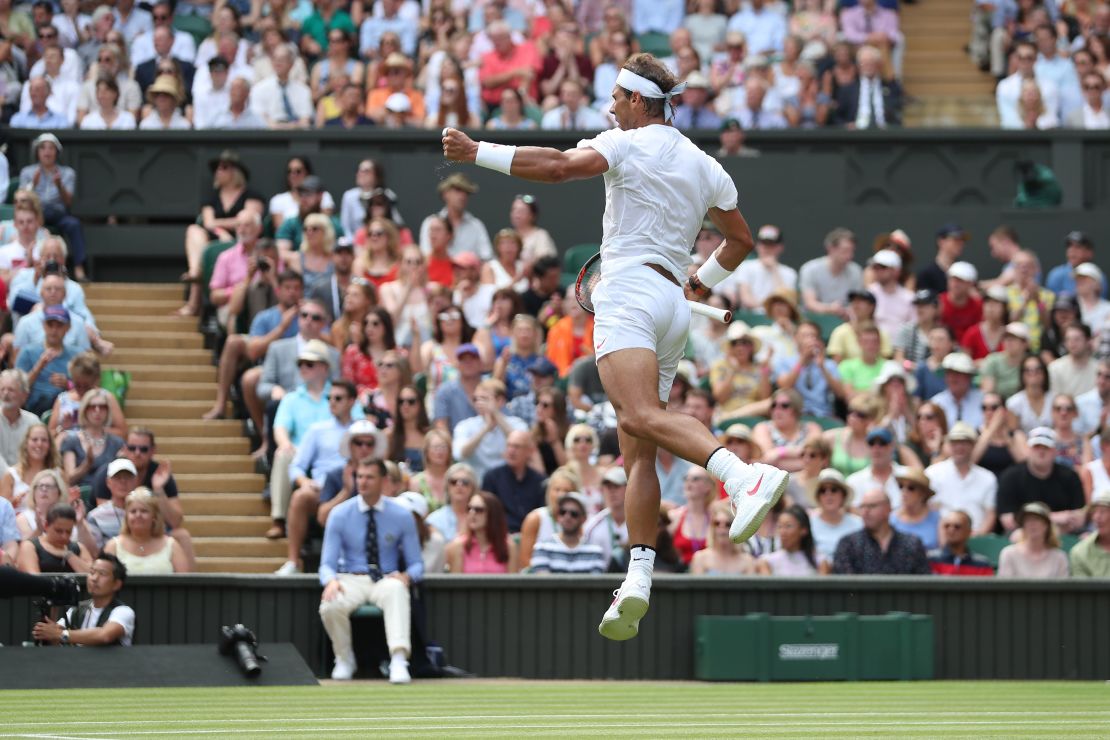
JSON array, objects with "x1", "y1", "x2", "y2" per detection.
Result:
[{"x1": 442, "y1": 127, "x2": 477, "y2": 162}]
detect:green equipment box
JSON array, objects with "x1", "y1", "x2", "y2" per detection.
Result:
[{"x1": 695, "y1": 612, "x2": 934, "y2": 681}]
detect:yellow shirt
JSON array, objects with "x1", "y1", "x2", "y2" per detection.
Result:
[{"x1": 827, "y1": 323, "x2": 893, "y2": 360}]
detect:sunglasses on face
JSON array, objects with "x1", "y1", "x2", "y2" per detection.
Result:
[
  {"x1": 982, "y1": 403, "x2": 1001, "y2": 411},
  {"x1": 449, "y1": 478, "x2": 472, "y2": 486},
  {"x1": 288, "y1": 167, "x2": 305, "y2": 175},
  {"x1": 89, "y1": 404, "x2": 109, "y2": 411},
  {"x1": 126, "y1": 444, "x2": 150, "y2": 453},
  {"x1": 573, "y1": 436, "x2": 592, "y2": 444},
  {"x1": 917, "y1": 413, "x2": 936, "y2": 421},
  {"x1": 537, "y1": 400, "x2": 553, "y2": 408},
  {"x1": 771, "y1": 401, "x2": 793, "y2": 410},
  {"x1": 328, "y1": 394, "x2": 350, "y2": 402},
  {"x1": 438, "y1": 311, "x2": 461, "y2": 321},
  {"x1": 817, "y1": 486, "x2": 843, "y2": 495},
  {"x1": 297, "y1": 360, "x2": 318, "y2": 369},
  {"x1": 300, "y1": 311, "x2": 325, "y2": 322},
  {"x1": 399, "y1": 397, "x2": 420, "y2": 406},
  {"x1": 558, "y1": 508, "x2": 583, "y2": 519},
  {"x1": 942, "y1": 522, "x2": 966, "y2": 529},
  {"x1": 351, "y1": 438, "x2": 375, "y2": 447},
  {"x1": 868, "y1": 439, "x2": 891, "y2": 447},
  {"x1": 1084, "y1": 84, "x2": 1105, "y2": 91},
  {"x1": 849, "y1": 410, "x2": 871, "y2": 419},
  {"x1": 368, "y1": 230, "x2": 386, "y2": 237},
  {"x1": 1053, "y1": 405, "x2": 1076, "y2": 413},
  {"x1": 305, "y1": 225, "x2": 324, "y2": 232},
  {"x1": 376, "y1": 361, "x2": 397, "y2": 369},
  {"x1": 1017, "y1": 54, "x2": 1036, "y2": 62},
  {"x1": 467, "y1": 505, "x2": 487, "y2": 514}
]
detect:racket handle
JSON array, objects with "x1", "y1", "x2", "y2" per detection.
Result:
[{"x1": 689, "y1": 301, "x2": 732, "y2": 324}]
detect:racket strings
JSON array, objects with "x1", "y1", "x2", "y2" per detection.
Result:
[{"x1": 576, "y1": 258, "x2": 604, "y2": 314}]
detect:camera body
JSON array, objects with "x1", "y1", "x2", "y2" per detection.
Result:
[
  {"x1": 43, "y1": 259, "x2": 63, "y2": 276},
  {"x1": 30, "y1": 576, "x2": 81, "y2": 645},
  {"x1": 218, "y1": 624, "x2": 263, "y2": 677}
]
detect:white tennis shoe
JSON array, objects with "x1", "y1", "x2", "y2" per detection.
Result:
[
  {"x1": 598, "y1": 574, "x2": 651, "y2": 641},
  {"x1": 331, "y1": 653, "x2": 357, "y2": 680},
  {"x1": 388, "y1": 657, "x2": 411, "y2": 685},
  {"x1": 725, "y1": 462, "x2": 790, "y2": 543}
]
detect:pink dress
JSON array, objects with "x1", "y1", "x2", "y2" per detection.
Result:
[{"x1": 461, "y1": 541, "x2": 509, "y2": 574}]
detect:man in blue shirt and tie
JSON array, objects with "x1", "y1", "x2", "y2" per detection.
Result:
[{"x1": 319, "y1": 457, "x2": 423, "y2": 683}]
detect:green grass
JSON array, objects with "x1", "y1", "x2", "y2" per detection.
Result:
[{"x1": 0, "y1": 681, "x2": 1107, "y2": 738}]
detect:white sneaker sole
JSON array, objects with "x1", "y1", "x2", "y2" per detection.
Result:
[
  {"x1": 597, "y1": 594, "x2": 649, "y2": 642},
  {"x1": 729, "y1": 467, "x2": 790, "y2": 544}
]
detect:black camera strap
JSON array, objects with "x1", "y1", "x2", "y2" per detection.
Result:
[{"x1": 70, "y1": 597, "x2": 126, "y2": 644}]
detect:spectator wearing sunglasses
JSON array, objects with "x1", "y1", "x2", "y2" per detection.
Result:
[
  {"x1": 529, "y1": 492, "x2": 607, "y2": 574},
  {"x1": 445, "y1": 491, "x2": 518, "y2": 574},
  {"x1": 845, "y1": 426, "x2": 905, "y2": 510}
]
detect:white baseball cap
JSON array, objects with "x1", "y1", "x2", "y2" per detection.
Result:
[
  {"x1": 1028, "y1": 426, "x2": 1057, "y2": 448},
  {"x1": 1003, "y1": 322, "x2": 1030, "y2": 342},
  {"x1": 395, "y1": 491, "x2": 429, "y2": 519},
  {"x1": 1074, "y1": 262, "x2": 1105, "y2": 283},
  {"x1": 870, "y1": 249, "x2": 903, "y2": 270},
  {"x1": 941, "y1": 352, "x2": 976, "y2": 375},
  {"x1": 108, "y1": 458, "x2": 137, "y2": 477},
  {"x1": 947, "y1": 261, "x2": 978, "y2": 283}
]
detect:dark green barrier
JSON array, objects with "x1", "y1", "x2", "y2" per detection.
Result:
[
  {"x1": 5, "y1": 129, "x2": 1109, "y2": 280},
  {"x1": 1, "y1": 574, "x2": 1107, "y2": 680}
]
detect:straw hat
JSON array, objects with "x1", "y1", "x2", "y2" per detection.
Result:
[
  {"x1": 724, "y1": 321, "x2": 762, "y2": 353},
  {"x1": 894, "y1": 467, "x2": 935, "y2": 499},
  {"x1": 762, "y1": 289, "x2": 800, "y2": 322},
  {"x1": 147, "y1": 76, "x2": 183, "y2": 105}
]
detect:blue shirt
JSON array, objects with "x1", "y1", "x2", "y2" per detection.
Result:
[
  {"x1": 249, "y1": 305, "x2": 299, "y2": 338},
  {"x1": 273, "y1": 383, "x2": 363, "y2": 446},
  {"x1": 451, "y1": 411, "x2": 528, "y2": 480},
  {"x1": 7, "y1": 271, "x2": 90, "y2": 326},
  {"x1": 632, "y1": 0, "x2": 684, "y2": 34},
  {"x1": 319, "y1": 495, "x2": 423, "y2": 585},
  {"x1": 13, "y1": 310, "x2": 92, "y2": 354},
  {"x1": 360, "y1": 15, "x2": 419, "y2": 57},
  {"x1": 727, "y1": 7, "x2": 787, "y2": 55},
  {"x1": 289, "y1": 416, "x2": 360, "y2": 484},
  {"x1": 321, "y1": 465, "x2": 350, "y2": 504},
  {"x1": 16, "y1": 343, "x2": 77, "y2": 409},
  {"x1": 9, "y1": 110, "x2": 72, "y2": 129},
  {"x1": 1045, "y1": 263, "x2": 1109, "y2": 298},
  {"x1": 432, "y1": 379, "x2": 477, "y2": 430},
  {"x1": 773, "y1": 356, "x2": 840, "y2": 418},
  {"x1": 426, "y1": 505, "x2": 459, "y2": 541},
  {"x1": 0, "y1": 497, "x2": 18, "y2": 547},
  {"x1": 890, "y1": 509, "x2": 941, "y2": 551}
]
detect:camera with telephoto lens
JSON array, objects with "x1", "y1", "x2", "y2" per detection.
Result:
[
  {"x1": 42, "y1": 259, "x2": 62, "y2": 276},
  {"x1": 31, "y1": 576, "x2": 81, "y2": 645},
  {"x1": 218, "y1": 624, "x2": 263, "y2": 677}
]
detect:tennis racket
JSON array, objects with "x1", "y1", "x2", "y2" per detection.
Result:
[{"x1": 574, "y1": 253, "x2": 733, "y2": 324}]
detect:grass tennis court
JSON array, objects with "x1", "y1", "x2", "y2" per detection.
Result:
[{"x1": 1, "y1": 680, "x2": 1106, "y2": 738}]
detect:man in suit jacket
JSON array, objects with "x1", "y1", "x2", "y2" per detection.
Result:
[
  {"x1": 134, "y1": 27, "x2": 196, "y2": 99},
  {"x1": 257, "y1": 299, "x2": 339, "y2": 402},
  {"x1": 833, "y1": 45, "x2": 902, "y2": 128},
  {"x1": 319, "y1": 457, "x2": 423, "y2": 682}
]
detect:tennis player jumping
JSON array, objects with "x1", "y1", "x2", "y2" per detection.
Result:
[{"x1": 442, "y1": 53, "x2": 789, "y2": 641}]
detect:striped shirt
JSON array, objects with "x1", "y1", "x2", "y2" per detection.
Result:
[{"x1": 530, "y1": 536, "x2": 607, "y2": 574}]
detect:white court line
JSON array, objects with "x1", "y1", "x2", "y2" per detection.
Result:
[
  {"x1": 17, "y1": 718, "x2": 1110, "y2": 737},
  {"x1": 8, "y1": 710, "x2": 1110, "y2": 728},
  {"x1": 10, "y1": 734, "x2": 103, "y2": 740}
]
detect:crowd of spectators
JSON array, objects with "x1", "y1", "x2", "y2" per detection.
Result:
[
  {"x1": 0, "y1": 0, "x2": 910, "y2": 132},
  {"x1": 982, "y1": 0, "x2": 1110, "y2": 129}
]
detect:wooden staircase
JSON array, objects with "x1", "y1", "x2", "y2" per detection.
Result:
[
  {"x1": 86, "y1": 283, "x2": 285, "y2": 573},
  {"x1": 901, "y1": 0, "x2": 998, "y2": 127}
]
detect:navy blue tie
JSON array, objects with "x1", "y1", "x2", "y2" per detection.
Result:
[{"x1": 365, "y1": 509, "x2": 383, "y2": 581}]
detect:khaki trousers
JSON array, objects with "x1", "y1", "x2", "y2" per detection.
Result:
[{"x1": 318, "y1": 573, "x2": 411, "y2": 661}]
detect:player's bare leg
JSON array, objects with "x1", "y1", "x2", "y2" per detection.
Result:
[{"x1": 596, "y1": 348, "x2": 789, "y2": 640}]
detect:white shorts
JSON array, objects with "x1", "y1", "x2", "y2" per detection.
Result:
[{"x1": 592, "y1": 263, "x2": 691, "y2": 403}]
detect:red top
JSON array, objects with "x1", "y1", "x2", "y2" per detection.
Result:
[
  {"x1": 427, "y1": 257, "x2": 455, "y2": 288},
  {"x1": 961, "y1": 323, "x2": 1002, "y2": 360},
  {"x1": 362, "y1": 263, "x2": 400, "y2": 288},
  {"x1": 939, "y1": 292, "x2": 983, "y2": 342},
  {"x1": 341, "y1": 344, "x2": 378, "y2": 396},
  {"x1": 671, "y1": 508, "x2": 709, "y2": 565}
]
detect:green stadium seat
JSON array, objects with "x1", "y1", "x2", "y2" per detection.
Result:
[
  {"x1": 637, "y1": 31, "x2": 671, "y2": 57},
  {"x1": 413, "y1": 372, "x2": 427, "y2": 399},
  {"x1": 0, "y1": 204, "x2": 12, "y2": 222},
  {"x1": 560, "y1": 242, "x2": 599, "y2": 289},
  {"x1": 173, "y1": 14, "x2": 212, "y2": 48},
  {"x1": 352, "y1": 604, "x2": 383, "y2": 619},
  {"x1": 200, "y1": 240, "x2": 235, "y2": 301},
  {"x1": 733, "y1": 310, "x2": 773, "y2": 328},
  {"x1": 802, "y1": 415, "x2": 845, "y2": 431},
  {"x1": 1060, "y1": 533, "x2": 1080, "y2": 553},
  {"x1": 967, "y1": 534, "x2": 1009, "y2": 568},
  {"x1": 803, "y1": 311, "x2": 844, "y2": 342},
  {"x1": 6, "y1": 177, "x2": 19, "y2": 203}
]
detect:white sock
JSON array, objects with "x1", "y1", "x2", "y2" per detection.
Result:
[
  {"x1": 627, "y1": 546, "x2": 656, "y2": 580},
  {"x1": 706, "y1": 446, "x2": 749, "y2": 483},
  {"x1": 390, "y1": 652, "x2": 408, "y2": 667}
]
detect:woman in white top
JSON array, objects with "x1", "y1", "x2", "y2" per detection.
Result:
[
  {"x1": 1018, "y1": 79, "x2": 1059, "y2": 130},
  {"x1": 508, "y1": 194, "x2": 557, "y2": 266},
  {"x1": 15, "y1": 469, "x2": 72, "y2": 541},
  {"x1": 757, "y1": 504, "x2": 826, "y2": 575},
  {"x1": 1006, "y1": 355, "x2": 1056, "y2": 432},
  {"x1": 480, "y1": 229, "x2": 528, "y2": 291},
  {"x1": 564, "y1": 424, "x2": 603, "y2": 513},
  {"x1": 426, "y1": 462, "x2": 479, "y2": 543},
  {"x1": 1074, "y1": 263, "x2": 1110, "y2": 339},
  {"x1": 139, "y1": 78, "x2": 191, "y2": 130},
  {"x1": 518, "y1": 467, "x2": 579, "y2": 570},
  {"x1": 808, "y1": 468, "x2": 863, "y2": 565},
  {"x1": 0, "y1": 423, "x2": 60, "y2": 510},
  {"x1": 78, "y1": 76, "x2": 136, "y2": 130},
  {"x1": 268, "y1": 156, "x2": 336, "y2": 230},
  {"x1": 997, "y1": 502, "x2": 1069, "y2": 578},
  {"x1": 103, "y1": 489, "x2": 190, "y2": 574},
  {"x1": 690, "y1": 499, "x2": 759, "y2": 575},
  {"x1": 379, "y1": 245, "x2": 432, "y2": 348},
  {"x1": 424, "y1": 74, "x2": 480, "y2": 129}
]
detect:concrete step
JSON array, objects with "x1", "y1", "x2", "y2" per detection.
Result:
[
  {"x1": 175, "y1": 473, "x2": 265, "y2": 493},
  {"x1": 128, "y1": 382, "x2": 218, "y2": 402},
  {"x1": 127, "y1": 418, "x2": 241, "y2": 437},
  {"x1": 186, "y1": 515, "x2": 273, "y2": 537},
  {"x1": 157, "y1": 455, "x2": 255, "y2": 474},
  {"x1": 87, "y1": 297, "x2": 184, "y2": 315},
  {"x1": 194, "y1": 537, "x2": 286, "y2": 557},
  {"x1": 86, "y1": 283, "x2": 182, "y2": 300},
  {"x1": 109, "y1": 365, "x2": 215, "y2": 383},
  {"x1": 157, "y1": 437, "x2": 250, "y2": 456},
  {"x1": 126, "y1": 399, "x2": 221, "y2": 418},
  {"x1": 110, "y1": 348, "x2": 210, "y2": 366},
  {"x1": 180, "y1": 493, "x2": 267, "y2": 516},
  {"x1": 195, "y1": 556, "x2": 288, "y2": 574},
  {"x1": 101, "y1": 331, "x2": 204, "y2": 350},
  {"x1": 907, "y1": 80, "x2": 996, "y2": 95},
  {"x1": 96, "y1": 315, "x2": 199, "y2": 334}
]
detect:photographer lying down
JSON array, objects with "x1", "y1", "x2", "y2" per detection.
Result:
[{"x1": 31, "y1": 554, "x2": 134, "y2": 647}]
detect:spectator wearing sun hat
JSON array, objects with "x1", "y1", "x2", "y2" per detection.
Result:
[
  {"x1": 939, "y1": 260, "x2": 983, "y2": 342},
  {"x1": 867, "y1": 249, "x2": 914, "y2": 339},
  {"x1": 419, "y1": 173, "x2": 492, "y2": 261},
  {"x1": 809, "y1": 468, "x2": 863, "y2": 564},
  {"x1": 980, "y1": 322, "x2": 1030, "y2": 400},
  {"x1": 930, "y1": 352, "x2": 984, "y2": 429},
  {"x1": 889, "y1": 467, "x2": 941, "y2": 550},
  {"x1": 997, "y1": 427, "x2": 1087, "y2": 534},
  {"x1": 1072, "y1": 262, "x2": 1110, "y2": 337},
  {"x1": 367, "y1": 52, "x2": 425, "y2": 123},
  {"x1": 1069, "y1": 492, "x2": 1110, "y2": 577},
  {"x1": 997, "y1": 501, "x2": 1070, "y2": 578}
]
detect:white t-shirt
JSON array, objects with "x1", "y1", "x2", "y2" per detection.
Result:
[
  {"x1": 847, "y1": 465, "x2": 904, "y2": 509},
  {"x1": 79, "y1": 110, "x2": 137, "y2": 131},
  {"x1": 268, "y1": 190, "x2": 337, "y2": 221},
  {"x1": 719, "y1": 258, "x2": 797, "y2": 306},
  {"x1": 578, "y1": 124, "x2": 737, "y2": 283},
  {"x1": 60, "y1": 603, "x2": 136, "y2": 646},
  {"x1": 0, "y1": 241, "x2": 30, "y2": 271},
  {"x1": 925, "y1": 458, "x2": 997, "y2": 532}
]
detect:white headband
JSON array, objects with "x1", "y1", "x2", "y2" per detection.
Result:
[{"x1": 616, "y1": 68, "x2": 687, "y2": 122}]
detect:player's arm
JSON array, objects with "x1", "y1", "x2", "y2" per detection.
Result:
[
  {"x1": 687, "y1": 206, "x2": 755, "y2": 299},
  {"x1": 443, "y1": 128, "x2": 608, "y2": 184}
]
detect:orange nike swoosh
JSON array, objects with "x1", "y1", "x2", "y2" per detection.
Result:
[{"x1": 747, "y1": 474, "x2": 765, "y2": 496}]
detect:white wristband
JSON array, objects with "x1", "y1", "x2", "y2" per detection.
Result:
[
  {"x1": 695, "y1": 253, "x2": 732, "y2": 289},
  {"x1": 475, "y1": 141, "x2": 516, "y2": 175}
]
